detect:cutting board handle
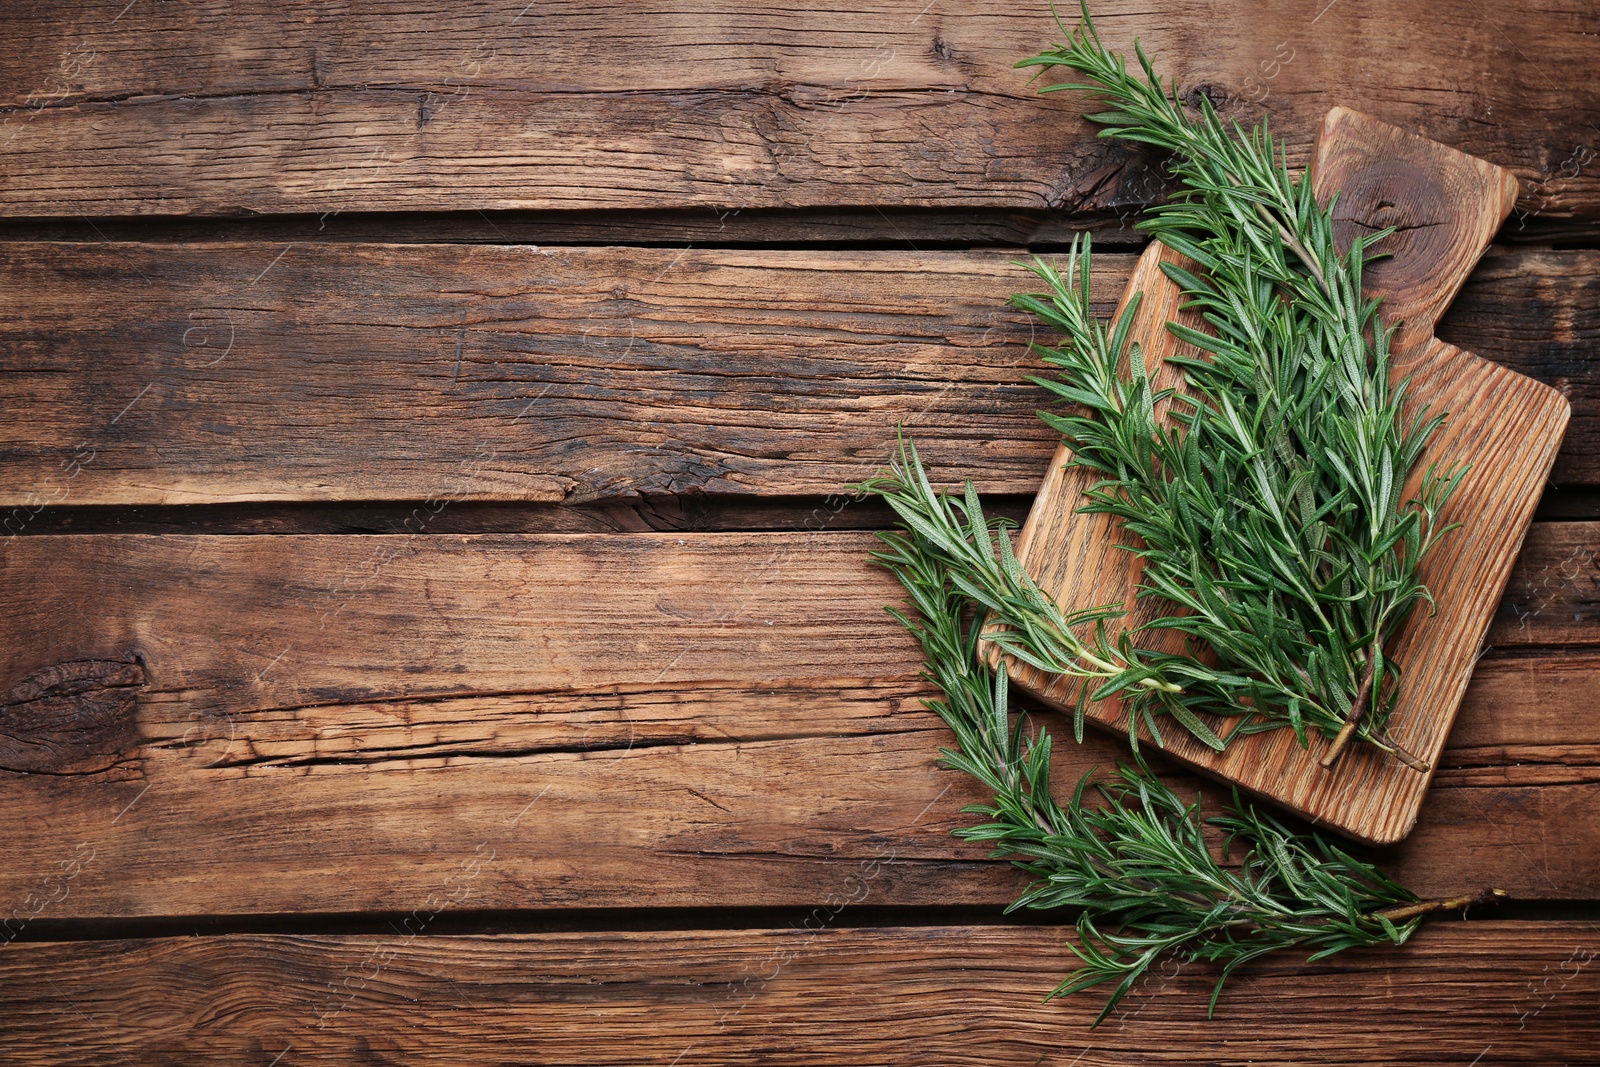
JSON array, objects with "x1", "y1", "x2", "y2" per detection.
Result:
[{"x1": 1309, "y1": 106, "x2": 1521, "y2": 357}]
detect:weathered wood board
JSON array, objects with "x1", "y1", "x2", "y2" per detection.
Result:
[
  {"x1": 1, "y1": 924, "x2": 1595, "y2": 1065},
  {"x1": 1001, "y1": 110, "x2": 1570, "y2": 844},
  {"x1": 1495, "y1": 521, "x2": 1600, "y2": 647},
  {"x1": 0, "y1": 0, "x2": 1594, "y2": 1058},
  {"x1": 0, "y1": 244, "x2": 1591, "y2": 511},
  {"x1": 1, "y1": 532, "x2": 1595, "y2": 922},
  {"x1": 1, "y1": 1, "x2": 1596, "y2": 220}
]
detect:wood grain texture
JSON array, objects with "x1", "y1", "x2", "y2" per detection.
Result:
[
  {"x1": 0, "y1": 243, "x2": 1592, "y2": 510},
  {"x1": 0, "y1": 532, "x2": 1595, "y2": 922},
  {"x1": 0, "y1": 1, "x2": 1596, "y2": 219},
  {"x1": 0, "y1": 924, "x2": 1596, "y2": 1065},
  {"x1": 1000, "y1": 111, "x2": 1570, "y2": 845}
]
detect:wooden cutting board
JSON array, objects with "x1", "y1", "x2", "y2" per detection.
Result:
[{"x1": 995, "y1": 107, "x2": 1571, "y2": 846}]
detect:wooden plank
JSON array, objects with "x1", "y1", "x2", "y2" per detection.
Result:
[
  {"x1": 1437, "y1": 248, "x2": 1599, "y2": 488},
  {"x1": 0, "y1": 242, "x2": 1070, "y2": 508},
  {"x1": 1, "y1": 923, "x2": 1596, "y2": 1064},
  {"x1": 1494, "y1": 522, "x2": 1600, "y2": 648},
  {"x1": 1, "y1": 533, "x2": 1595, "y2": 922},
  {"x1": 0, "y1": 244, "x2": 1593, "y2": 509},
  {"x1": 2, "y1": 1, "x2": 1596, "y2": 219}
]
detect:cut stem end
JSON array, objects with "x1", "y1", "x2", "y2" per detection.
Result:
[
  {"x1": 1319, "y1": 719, "x2": 1360, "y2": 767},
  {"x1": 1376, "y1": 887, "x2": 1508, "y2": 924}
]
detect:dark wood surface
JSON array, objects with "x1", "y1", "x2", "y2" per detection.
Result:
[
  {"x1": 2, "y1": 1, "x2": 1597, "y2": 1063},
  {"x1": 1, "y1": 530, "x2": 1597, "y2": 920},
  {"x1": 0, "y1": 244, "x2": 1594, "y2": 507}
]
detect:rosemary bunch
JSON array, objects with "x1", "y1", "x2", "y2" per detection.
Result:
[
  {"x1": 864, "y1": 437, "x2": 1499, "y2": 1020},
  {"x1": 1009, "y1": 3, "x2": 1463, "y2": 764}
]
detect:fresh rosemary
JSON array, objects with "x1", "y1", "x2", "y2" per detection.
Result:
[
  {"x1": 1006, "y1": 2, "x2": 1463, "y2": 765},
  {"x1": 854, "y1": 4, "x2": 1499, "y2": 1018},
  {"x1": 863, "y1": 438, "x2": 1500, "y2": 1020}
]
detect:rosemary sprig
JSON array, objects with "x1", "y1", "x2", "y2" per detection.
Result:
[
  {"x1": 863, "y1": 437, "x2": 1502, "y2": 1021},
  {"x1": 1009, "y1": 3, "x2": 1464, "y2": 763},
  {"x1": 859, "y1": 432, "x2": 1226, "y2": 753}
]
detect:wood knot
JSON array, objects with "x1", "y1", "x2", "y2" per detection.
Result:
[
  {"x1": 1182, "y1": 84, "x2": 1233, "y2": 112},
  {"x1": 0, "y1": 659, "x2": 146, "y2": 779},
  {"x1": 1328, "y1": 159, "x2": 1450, "y2": 275},
  {"x1": 1311, "y1": 108, "x2": 1517, "y2": 353}
]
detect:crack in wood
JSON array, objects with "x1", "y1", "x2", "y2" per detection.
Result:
[{"x1": 202, "y1": 726, "x2": 946, "y2": 776}]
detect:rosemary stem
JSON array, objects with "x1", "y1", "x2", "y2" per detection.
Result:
[
  {"x1": 1321, "y1": 718, "x2": 1361, "y2": 765},
  {"x1": 1375, "y1": 888, "x2": 1508, "y2": 923},
  {"x1": 1320, "y1": 638, "x2": 1381, "y2": 767},
  {"x1": 1028, "y1": 616, "x2": 1184, "y2": 694},
  {"x1": 1374, "y1": 730, "x2": 1431, "y2": 774}
]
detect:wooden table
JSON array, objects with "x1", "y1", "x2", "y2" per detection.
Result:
[{"x1": 1, "y1": 2, "x2": 1596, "y2": 1062}]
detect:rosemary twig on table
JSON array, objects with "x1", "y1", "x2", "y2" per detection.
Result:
[
  {"x1": 1007, "y1": 2, "x2": 1464, "y2": 765},
  {"x1": 861, "y1": 438, "x2": 1502, "y2": 1021}
]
